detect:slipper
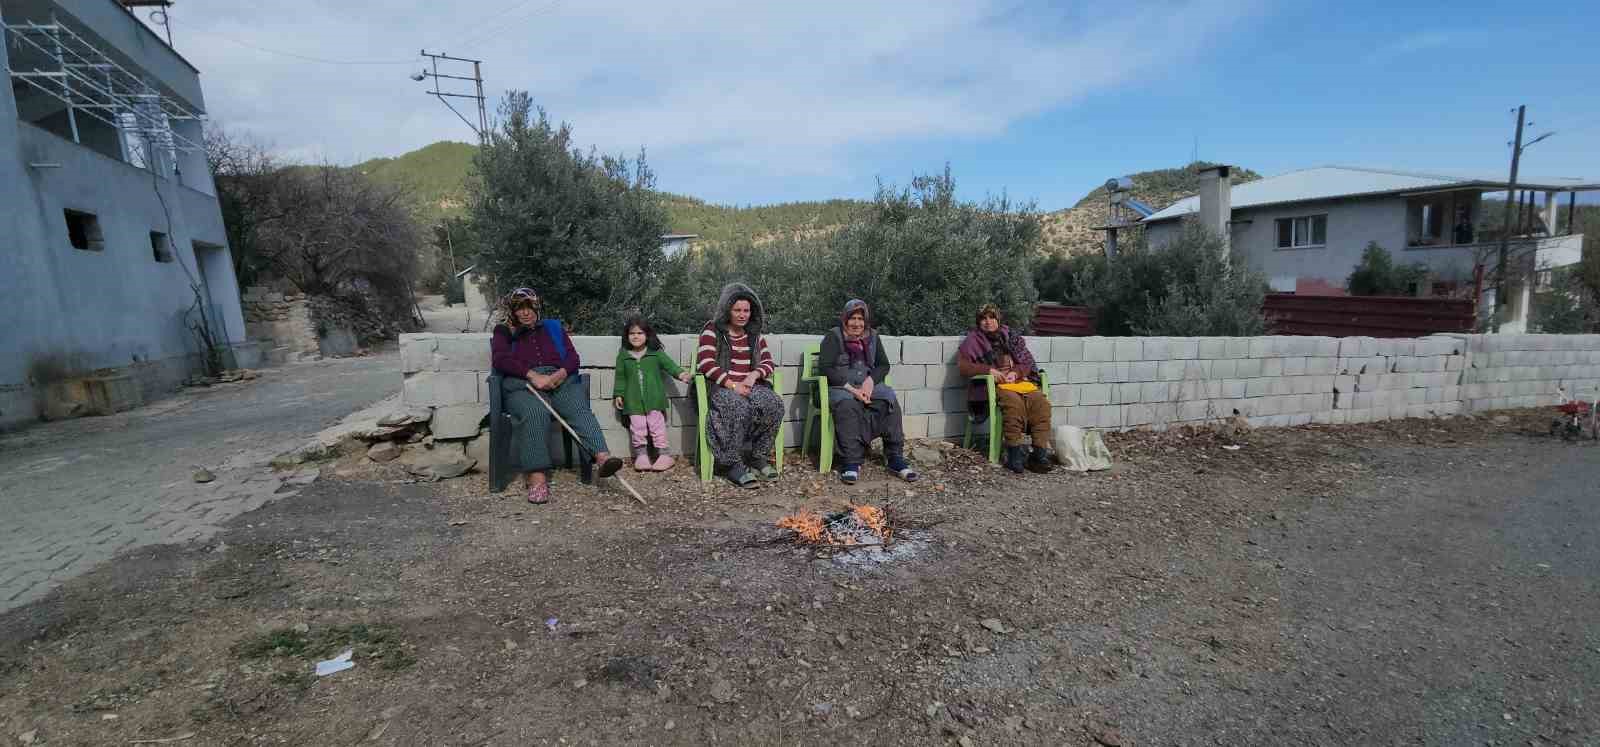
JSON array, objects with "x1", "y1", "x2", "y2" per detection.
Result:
[
  {"x1": 527, "y1": 482, "x2": 550, "y2": 504},
  {"x1": 726, "y1": 465, "x2": 759, "y2": 489},
  {"x1": 887, "y1": 457, "x2": 919, "y2": 482},
  {"x1": 756, "y1": 463, "x2": 780, "y2": 481},
  {"x1": 596, "y1": 456, "x2": 623, "y2": 479},
  {"x1": 840, "y1": 465, "x2": 860, "y2": 485}
]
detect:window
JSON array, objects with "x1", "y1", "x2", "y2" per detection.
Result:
[
  {"x1": 64, "y1": 210, "x2": 104, "y2": 251},
  {"x1": 150, "y1": 231, "x2": 173, "y2": 263},
  {"x1": 1275, "y1": 214, "x2": 1327, "y2": 248}
]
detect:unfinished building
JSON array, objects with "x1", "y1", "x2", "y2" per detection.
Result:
[{"x1": 1, "y1": 0, "x2": 252, "y2": 428}]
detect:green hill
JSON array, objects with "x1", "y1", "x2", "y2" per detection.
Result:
[{"x1": 352, "y1": 140, "x2": 868, "y2": 244}]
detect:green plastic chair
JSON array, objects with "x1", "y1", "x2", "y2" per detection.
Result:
[
  {"x1": 962, "y1": 370, "x2": 1050, "y2": 464},
  {"x1": 694, "y1": 369, "x2": 785, "y2": 482},
  {"x1": 800, "y1": 344, "x2": 893, "y2": 474}
]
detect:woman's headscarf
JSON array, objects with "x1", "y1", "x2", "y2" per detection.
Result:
[
  {"x1": 496, "y1": 287, "x2": 541, "y2": 330},
  {"x1": 840, "y1": 299, "x2": 870, "y2": 364}
]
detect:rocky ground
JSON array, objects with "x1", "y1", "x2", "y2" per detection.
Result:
[{"x1": 2, "y1": 409, "x2": 1597, "y2": 746}]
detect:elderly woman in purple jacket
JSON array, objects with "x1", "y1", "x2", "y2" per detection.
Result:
[{"x1": 490, "y1": 288, "x2": 621, "y2": 504}]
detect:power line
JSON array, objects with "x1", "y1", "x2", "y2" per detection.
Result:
[
  {"x1": 199, "y1": 28, "x2": 418, "y2": 65},
  {"x1": 449, "y1": 0, "x2": 562, "y2": 48},
  {"x1": 435, "y1": 0, "x2": 550, "y2": 48}
]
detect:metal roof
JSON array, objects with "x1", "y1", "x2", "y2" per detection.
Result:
[{"x1": 1142, "y1": 165, "x2": 1598, "y2": 223}]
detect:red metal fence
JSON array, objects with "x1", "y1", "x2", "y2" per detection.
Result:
[
  {"x1": 1261, "y1": 294, "x2": 1475, "y2": 338},
  {"x1": 1032, "y1": 303, "x2": 1096, "y2": 336}
]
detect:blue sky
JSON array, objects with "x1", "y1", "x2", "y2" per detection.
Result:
[{"x1": 151, "y1": 0, "x2": 1600, "y2": 211}]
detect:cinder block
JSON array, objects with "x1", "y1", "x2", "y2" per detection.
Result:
[
  {"x1": 901, "y1": 337, "x2": 944, "y2": 365},
  {"x1": 1068, "y1": 364, "x2": 1100, "y2": 384},
  {"x1": 1024, "y1": 336, "x2": 1051, "y2": 362},
  {"x1": 1210, "y1": 359, "x2": 1238, "y2": 378},
  {"x1": 571, "y1": 336, "x2": 619, "y2": 367},
  {"x1": 901, "y1": 414, "x2": 929, "y2": 439},
  {"x1": 400, "y1": 333, "x2": 437, "y2": 373},
  {"x1": 925, "y1": 365, "x2": 963, "y2": 389},
  {"x1": 1051, "y1": 337, "x2": 1084, "y2": 362},
  {"x1": 1041, "y1": 362, "x2": 1071, "y2": 384},
  {"x1": 1261, "y1": 358, "x2": 1284, "y2": 377},
  {"x1": 431, "y1": 334, "x2": 493, "y2": 372},
  {"x1": 1245, "y1": 378, "x2": 1273, "y2": 398},
  {"x1": 904, "y1": 389, "x2": 944, "y2": 415},
  {"x1": 1157, "y1": 360, "x2": 1186, "y2": 381},
  {"x1": 587, "y1": 369, "x2": 615, "y2": 400},
  {"x1": 878, "y1": 336, "x2": 903, "y2": 364},
  {"x1": 888, "y1": 365, "x2": 926, "y2": 390},
  {"x1": 941, "y1": 388, "x2": 969, "y2": 413},
  {"x1": 1281, "y1": 357, "x2": 1307, "y2": 376},
  {"x1": 780, "y1": 335, "x2": 823, "y2": 365},
  {"x1": 1141, "y1": 382, "x2": 1170, "y2": 402},
  {"x1": 667, "y1": 397, "x2": 697, "y2": 428},
  {"x1": 1310, "y1": 337, "x2": 1340, "y2": 357},
  {"x1": 1095, "y1": 404, "x2": 1125, "y2": 428},
  {"x1": 1130, "y1": 361, "x2": 1159, "y2": 382},
  {"x1": 1196, "y1": 337, "x2": 1224, "y2": 360},
  {"x1": 1249, "y1": 337, "x2": 1274, "y2": 358},
  {"x1": 402, "y1": 371, "x2": 481, "y2": 407},
  {"x1": 940, "y1": 337, "x2": 969, "y2": 364},
  {"x1": 1142, "y1": 337, "x2": 1171, "y2": 360},
  {"x1": 1170, "y1": 338, "x2": 1199, "y2": 360},
  {"x1": 1224, "y1": 338, "x2": 1251, "y2": 358},
  {"x1": 1082, "y1": 338, "x2": 1115, "y2": 362},
  {"x1": 1078, "y1": 383, "x2": 1111, "y2": 406},
  {"x1": 1067, "y1": 407, "x2": 1094, "y2": 427},
  {"x1": 1306, "y1": 357, "x2": 1338, "y2": 375},
  {"x1": 1123, "y1": 403, "x2": 1156, "y2": 427},
  {"x1": 1050, "y1": 384, "x2": 1078, "y2": 407},
  {"x1": 1177, "y1": 400, "x2": 1210, "y2": 423},
  {"x1": 1114, "y1": 338, "x2": 1143, "y2": 361},
  {"x1": 1115, "y1": 382, "x2": 1142, "y2": 404},
  {"x1": 1220, "y1": 379, "x2": 1247, "y2": 399},
  {"x1": 1236, "y1": 358, "x2": 1263, "y2": 378},
  {"x1": 1099, "y1": 362, "x2": 1130, "y2": 383},
  {"x1": 430, "y1": 403, "x2": 488, "y2": 439}
]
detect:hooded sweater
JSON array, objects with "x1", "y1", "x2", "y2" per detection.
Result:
[{"x1": 696, "y1": 282, "x2": 775, "y2": 387}]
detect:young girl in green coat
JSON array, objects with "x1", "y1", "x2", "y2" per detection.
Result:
[{"x1": 613, "y1": 316, "x2": 692, "y2": 471}]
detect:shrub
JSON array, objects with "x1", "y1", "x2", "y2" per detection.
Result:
[
  {"x1": 1346, "y1": 242, "x2": 1427, "y2": 296},
  {"x1": 1074, "y1": 221, "x2": 1268, "y2": 336}
]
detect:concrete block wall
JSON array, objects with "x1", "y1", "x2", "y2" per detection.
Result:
[{"x1": 398, "y1": 332, "x2": 1600, "y2": 459}]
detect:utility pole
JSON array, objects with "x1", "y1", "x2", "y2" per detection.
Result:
[
  {"x1": 1494, "y1": 105, "x2": 1525, "y2": 331},
  {"x1": 414, "y1": 50, "x2": 488, "y2": 141},
  {"x1": 1492, "y1": 105, "x2": 1556, "y2": 331}
]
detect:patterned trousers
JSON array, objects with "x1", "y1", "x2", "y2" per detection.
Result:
[
  {"x1": 502, "y1": 372, "x2": 609, "y2": 472},
  {"x1": 706, "y1": 385, "x2": 784, "y2": 468}
]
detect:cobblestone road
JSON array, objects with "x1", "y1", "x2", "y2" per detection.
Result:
[{"x1": 0, "y1": 353, "x2": 398, "y2": 612}]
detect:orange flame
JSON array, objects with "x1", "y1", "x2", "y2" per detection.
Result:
[{"x1": 778, "y1": 504, "x2": 892, "y2": 546}]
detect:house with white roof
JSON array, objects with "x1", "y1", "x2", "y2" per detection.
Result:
[{"x1": 1140, "y1": 165, "x2": 1595, "y2": 332}]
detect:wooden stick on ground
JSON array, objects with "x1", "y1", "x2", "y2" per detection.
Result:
[{"x1": 526, "y1": 382, "x2": 648, "y2": 506}]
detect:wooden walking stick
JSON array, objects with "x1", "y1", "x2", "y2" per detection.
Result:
[{"x1": 527, "y1": 382, "x2": 648, "y2": 506}]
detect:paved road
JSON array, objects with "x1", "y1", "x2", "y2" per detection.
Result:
[{"x1": 0, "y1": 352, "x2": 399, "y2": 612}]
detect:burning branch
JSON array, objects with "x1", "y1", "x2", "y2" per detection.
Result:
[{"x1": 777, "y1": 504, "x2": 893, "y2": 547}]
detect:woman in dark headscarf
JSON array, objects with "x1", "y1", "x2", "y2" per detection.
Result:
[
  {"x1": 818, "y1": 299, "x2": 917, "y2": 484},
  {"x1": 489, "y1": 288, "x2": 622, "y2": 504},
  {"x1": 956, "y1": 303, "x2": 1053, "y2": 473}
]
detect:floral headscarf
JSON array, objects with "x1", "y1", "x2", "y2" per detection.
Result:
[{"x1": 496, "y1": 287, "x2": 542, "y2": 330}]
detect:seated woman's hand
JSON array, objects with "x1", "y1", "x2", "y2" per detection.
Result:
[
  {"x1": 733, "y1": 379, "x2": 754, "y2": 397},
  {"x1": 677, "y1": 371, "x2": 692, "y2": 383}
]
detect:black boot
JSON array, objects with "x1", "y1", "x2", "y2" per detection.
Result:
[
  {"x1": 1003, "y1": 445, "x2": 1027, "y2": 474},
  {"x1": 1026, "y1": 446, "x2": 1054, "y2": 473}
]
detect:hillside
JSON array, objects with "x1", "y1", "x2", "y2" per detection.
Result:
[
  {"x1": 1039, "y1": 162, "x2": 1261, "y2": 256},
  {"x1": 352, "y1": 140, "x2": 866, "y2": 244}
]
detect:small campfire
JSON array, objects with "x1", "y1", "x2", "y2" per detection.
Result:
[{"x1": 777, "y1": 504, "x2": 894, "y2": 547}]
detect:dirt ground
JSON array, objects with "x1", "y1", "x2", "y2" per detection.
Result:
[{"x1": 3, "y1": 409, "x2": 1598, "y2": 746}]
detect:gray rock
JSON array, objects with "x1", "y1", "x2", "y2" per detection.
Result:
[
  {"x1": 192, "y1": 467, "x2": 215, "y2": 483},
  {"x1": 352, "y1": 425, "x2": 409, "y2": 442},
  {"x1": 463, "y1": 433, "x2": 490, "y2": 470},
  {"x1": 378, "y1": 407, "x2": 432, "y2": 427},
  {"x1": 911, "y1": 445, "x2": 944, "y2": 466},
  {"x1": 709, "y1": 678, "x2": 736, "y2": 704},
  {"x1": 431, "y1": 403, "x2": 489, "y2": 439},
  {"x1": 403, "y1": 458, "x2": 475, "y2": 480},
  {"x1": 367, "y1": 441, "x2": 401, "y2": 463}
]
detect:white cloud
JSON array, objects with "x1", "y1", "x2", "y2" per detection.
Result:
[
  {"x1": 1364, "y1": 30, "x2": 1484, "y2": 64},
  {"x1": 150, "y1": 0, "x2": 1266, "y2": 193}
]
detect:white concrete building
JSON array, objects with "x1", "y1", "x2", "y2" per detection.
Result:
[
  {"x1": 1, "y1": 0, "x2": 249, "y2": 429},
  {"x1": 1142, "y1": 165, "x2": 1595, "y2": 332}
]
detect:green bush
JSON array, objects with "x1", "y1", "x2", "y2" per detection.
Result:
[
  {"x1": 1346, "y1": 242, "x2": 1427, "y2": 296},
  {"x1": 1073, "y1": 222, "x2": 1268, "y2": 336},
  {"x1": 651, "y1": 167, "x2": 1041, "y2": 335},
  {"x1": 1033, "y1": 253, "x2": 1106, "y2": 305}
]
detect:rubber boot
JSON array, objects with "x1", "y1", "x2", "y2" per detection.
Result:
[
  {"x1": 1003, "y1": 445, "x2": 1028, "y2": 474},
  {"x1": 1026, "y1": 446, "x2": 1054, "y2": 474}
]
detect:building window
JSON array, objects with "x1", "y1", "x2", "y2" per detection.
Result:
[
  {"x1": 1275, "y1": 214, "x2": 1327, "y2": 248},
  {"x1": 150, "y1": 231, "x2": 173, "y2": 263},
  {"x1": 64, "y1": 210, "x2": 104, "y2": 251}
]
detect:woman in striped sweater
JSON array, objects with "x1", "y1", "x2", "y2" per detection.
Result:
[{"x1": 697, "y1": 282, "x2": 784, "y2": 488}]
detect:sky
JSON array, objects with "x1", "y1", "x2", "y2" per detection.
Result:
[{"x1": 141, "y1": 0, "x2": 1600, "y2": 211}]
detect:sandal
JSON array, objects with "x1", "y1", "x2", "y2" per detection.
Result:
[
  {"x1": 726, "y1": 464, "x2": 759, "y2": 489},
  {"x1": 840, "y1": 465, "x2": 860, "y2": 485},
  {"x1": 756, "y1": 462, "x2": 780, "y2": 481},
  {"x1": 527, "y1": 481, "x2": 551, "y2": 504},
  {"x1": 887, "y1": 456, "x2": 919, "y2": 482}
]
